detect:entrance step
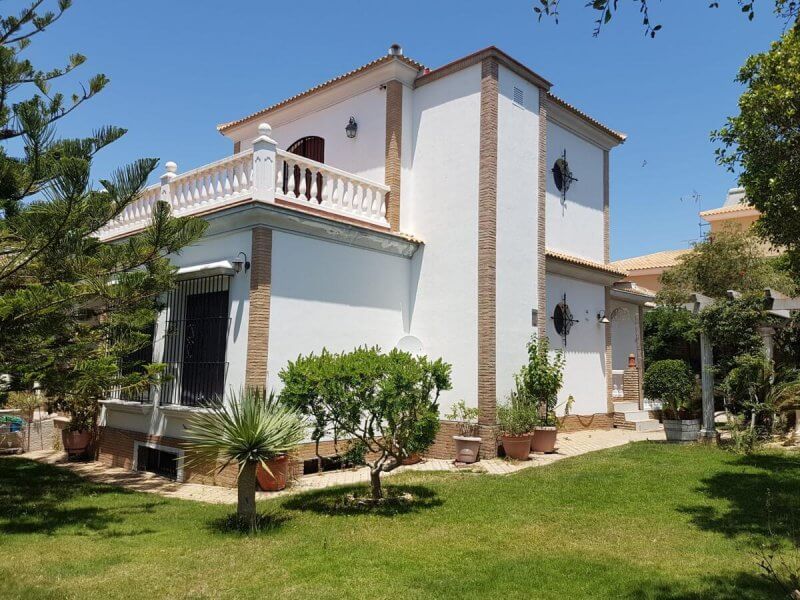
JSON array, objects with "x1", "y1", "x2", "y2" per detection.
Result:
[
  {"x1": 612, "y1": 401, "x2": 639, "y2": 413},
  {"x1": 632, "y1": 419, "x2": 662, "y2": 432}
]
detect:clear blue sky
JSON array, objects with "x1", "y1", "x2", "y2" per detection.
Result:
[{"x1": 28, "y1": 0, "x2": 788, "y2": 260}]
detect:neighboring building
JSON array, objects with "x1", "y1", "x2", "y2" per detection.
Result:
[
  {"x1": 613, "y1": 187, "x2": 766, "y2": 293},
  {"x1": 95, "y1": 45, "x2": 651, "y2": 484}
]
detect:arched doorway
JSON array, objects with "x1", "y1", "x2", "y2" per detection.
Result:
[{"x1": 284, "y1": 136, "x2": 324, "y2": 202}]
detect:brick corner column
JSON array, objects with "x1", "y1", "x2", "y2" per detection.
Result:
[
  {"x1": 384, "y1": 80, "x2": 403, "y2": 231},
  {"x1": 244, "y1": 227, "x2": 272, "y2": 389},
  {"x1": 478, "y1": 57, "x2": 498, "y2": 426},
  {"x1": 537, "y1": 90, "x2": 548, "y2": 339}
]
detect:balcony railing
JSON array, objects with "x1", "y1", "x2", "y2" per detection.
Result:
[{"x1": 97, "y1": 123, "x2": 390, "y2": 241}]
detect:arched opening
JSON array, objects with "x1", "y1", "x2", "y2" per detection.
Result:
[{"x1": 284, "y1": 136, "x2": 324, "y2": 203}]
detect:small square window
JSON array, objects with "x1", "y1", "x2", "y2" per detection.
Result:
[{"x1": 513, "y1": 86, "x2": 524, "y2": 106}]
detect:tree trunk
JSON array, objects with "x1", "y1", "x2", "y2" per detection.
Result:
[
  {"x1": 369, "y1": 467, "x2": 383, "y2": 501},
  {"x1": 238, "y1": 461, "x2": 257, "y2": 530}
]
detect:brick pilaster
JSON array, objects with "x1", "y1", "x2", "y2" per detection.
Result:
[
  {"x1": 384, "y1": 80, "x2": 403, "y2": 231},
  {"x1": 478, "y1": 57, "x2": 498, "y2": 426},
  {"x1": 245, "y1": 227, "x2": 272, "y2": 389},
  {"x1": 537, "y1": 91, "x2": 548, "y2": 338}
]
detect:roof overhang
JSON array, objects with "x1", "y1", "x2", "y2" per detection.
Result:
[
  {"x1": 610, "y1": 282, "x2": 656, "y2": 306},
  {"x1": 218, "y1": 55, "x2": 422, "y2": 138},
  {"x1": 546, "y1": 93, "x2": 626, "y2": 150},
  {"x1": 545, "y1": 250, "x2": 626, "y2": 286},
  {"x1": 699, "y1": 205, "x2": 760, "y2": 222}
]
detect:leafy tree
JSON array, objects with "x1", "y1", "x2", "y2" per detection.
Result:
[
  {"x1": 715, "y1": 24, "x2": 800, "y2": 280},
  {"x1": 700, "y1": 294, "x2": 767, "y2": 378},
  {"x1": 534, "y1": 1, "x2": 798, "y2": 37},
  {"x1": 658, "y1": 226, "x2": 795, "y2": 305},
  {"x1": 643, "y1": 305, "x2": 700, "y2": 370},
  {"x1": 0, "y1": 2, "x2": 205, "y2": 435},
  {"x1": 183, "y1": 388, "x2": 305, "y2": 531},
  {"x1": 643, "y1": 359, "x2": 695, "y2": 418},
  {"x1": 280, "y1": 347, "x2": 451, "y2": 501}
]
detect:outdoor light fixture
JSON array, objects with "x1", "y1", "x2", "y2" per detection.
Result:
[
  {"x1": 345, "y1": 116, "x2": 358, "y2": 139},
  {"x1": 597, "y1": 311, "x2": 610, "y2": 324},
  {"x1": 233, "y1": 252, "x2": 250, "y2": 273}
]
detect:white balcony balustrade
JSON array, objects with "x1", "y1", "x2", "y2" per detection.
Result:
[{"x1": 97, "y1": 123, "x2": 390, "y2": 241}]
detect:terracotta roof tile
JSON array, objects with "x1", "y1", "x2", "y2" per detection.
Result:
[
  {"x1": 610, "y1": 249, "x2": 689, "y2": 272},
  {"x1": 217, "y1": 54, "x2": 425, "y2": 133},
  {"x1": 546, "y1": 92, "x2": 627, "y2": 143},
  {"x1": 546, "y1": 249, "x2": 627, "y2": 277},
  {"x1": 699, "y1": 203, "x2": 758, "y2": 218}
]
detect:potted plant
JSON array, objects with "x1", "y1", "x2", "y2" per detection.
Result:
[
  {"x1": 55, "y1": 395, "x2": 95, "y2": 457},
  {"x1": 445, "y1": 400, "x2": 481, "y2": 463},
  {"x1": 643, "y1": 359, "x2": 699, "y2": 442},
  {"x1": 512, "y1": 337, "x2": 565, "y2": 453},
  {"x1": 497, "y1": 396, "x2": 536, "y2": 460}
]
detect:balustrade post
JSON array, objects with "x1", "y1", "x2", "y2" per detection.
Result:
[
  {"x1": 160, "y1": 161, "x2": 177, "y2": 210},
  {"x1": 252, "y1": 122, "x2": 277, "y2": 203}
]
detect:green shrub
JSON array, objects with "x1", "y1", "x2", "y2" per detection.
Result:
[
  {"x1": 643, "y1": 359, "x2": 695, "y2": 418},
  {"x1": 510, "y1": 336, "x2": 565, "y2": 426},
  {"x1": 496, "y1": 400, "x2": 537, "y2": 436},
  {"x1": 280, "y1": 346, "x2": 452, "y2": 500}
]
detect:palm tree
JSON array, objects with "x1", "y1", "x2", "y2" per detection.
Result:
[{"x1": 183, "y1": 387, "x2": 305, "y2": 530}]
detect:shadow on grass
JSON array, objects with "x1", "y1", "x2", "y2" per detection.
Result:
[
  {"x1": 206, "y1": 511, "x2": 290, "y2": 536},
  {"x1": 283, "y1": 483, "x2": 442, "y2": 517},
  {"x1": 622, "y1": 570, "x2": 781, "y2": 599},
  {"x1": 679, "y1": 452, "x2": 800, "y2": 546},
  {"x1": 0, "y1": 457, "x2": 164, "y2": 536}
]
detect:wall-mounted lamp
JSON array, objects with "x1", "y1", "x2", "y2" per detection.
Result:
[
  {"x1": 345, "y1": 116, "x2": 358, "y2": 139},
  {"x1": 233, "y1": 251, "x2": 251, "y2": 273},
  {"x1": 597, "y1": 311, "x2": 610, "y2": 324}
]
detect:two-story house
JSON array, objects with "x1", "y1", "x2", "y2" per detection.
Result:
[{"x1": 96, "y1": 45, "x2": 652, "y2": 484}]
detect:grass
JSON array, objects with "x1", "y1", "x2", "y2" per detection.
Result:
[{"x1": 1, "y1": 443, "x2": 799, "y2": 599}]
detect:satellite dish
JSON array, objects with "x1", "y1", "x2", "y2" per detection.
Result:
[{"x1": 395, "y1": 335, "x2": 424, "y2": 356}]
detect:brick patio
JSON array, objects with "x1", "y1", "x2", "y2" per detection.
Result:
[{"x1": 19, "y1": 428, "x2": 665, "y2": 505}]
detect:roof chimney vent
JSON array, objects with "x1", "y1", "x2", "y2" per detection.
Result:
[{"x1": 388, "y1": 43, "x2": 403, "y2": 57}]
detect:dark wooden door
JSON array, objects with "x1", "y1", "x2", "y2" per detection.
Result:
[{"x1": 285, "y1": 136, "x2": 325, "y2": 202}]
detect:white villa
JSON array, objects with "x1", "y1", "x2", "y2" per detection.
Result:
[{"x1": 96, "y1": 45, "x2": 654, "y2": 483}]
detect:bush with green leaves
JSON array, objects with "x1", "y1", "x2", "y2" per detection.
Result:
[
  {"x1": 279, "y1": 347, "x2": 451, "y2": 500},
  {"x1": 643, "y1": 306, "x2": 699, "y2": 370},
  {"x1": 496, "y1": 399, "x2": 537, "y2": 437},
  {"x1": 445, "y1": 400, "x2": 479, "y2": 437},
  {"x1": 643, "y1": 359, "x2": 695, "y2": 419},
  {"x1": 183, "y1": 388, "x2": 304, "y2": 531},
  {"x1": 510, "y1": 336, "x2": 565, "y2": 426}
]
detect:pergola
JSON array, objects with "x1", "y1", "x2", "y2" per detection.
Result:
[{"x1": 683, "y1": 289, "x2": 800, "y2": 442}]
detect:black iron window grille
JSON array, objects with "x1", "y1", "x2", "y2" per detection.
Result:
[
  {"x1": 160, "y1": 274, "x2": 231, "y2": 407},
  {"x1": 110, "y1": 323, "x2": 155, "y2": 404}
]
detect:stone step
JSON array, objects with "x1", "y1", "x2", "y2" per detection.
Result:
[
  {"x1": 623, "y1": 411, "x2": 651, "y2": 422},
  {"x1": 612, "y1": 401, "x2": 639, "y2": 413},
  {"x1": 634, "y1": 419, "x2": 662, "y2": 433}
]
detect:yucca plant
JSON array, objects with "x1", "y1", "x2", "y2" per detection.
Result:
[{"x1": 183, "y1": 387, "x2": 305, "y2": 530}]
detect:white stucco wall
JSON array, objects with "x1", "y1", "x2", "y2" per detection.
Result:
[
  {"x1": 235, "y1": 88, "x2": 387, "y2": 185},
  {"x1": 610, "y1": 298, "x2": 639, "y2": 372},
  {"x1": 267, "y1": 230, "x2": 410, "y2": 390},
  {"x1": 546, "y1": 273, "x2": 608, "y2": 416},
  {"x1": 546, "y1": 121, "x2": 605, "y2": 263},
  {"x1": 101, "y1": 228, "x2": 253, "y2": 438},
  {"x1": 404, "y1": 64, "x2": 481, "y2": 414},
  {"x1": 496, "y1": 66, "x2": 540, "y2": 400}
]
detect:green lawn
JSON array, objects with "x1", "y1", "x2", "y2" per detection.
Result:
[{"x1": 1, "y1": 443, "x2": 798, "y2": 599}]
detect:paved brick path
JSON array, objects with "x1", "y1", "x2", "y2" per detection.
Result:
[{"x1": 19, "y1": 428, "x2": 664, "y2": 505}]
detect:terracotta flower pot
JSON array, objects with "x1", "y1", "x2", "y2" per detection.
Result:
[
  {"x1": 501, "y1": 434, "x2": 532, "y2": 460},
  {"x1": 401, "y1": 452, "x2": 422, "y2": 465},
  {"x1": 531, "y1": 426, "x2": 557, "y2": 453},
  {"x1": 256, "y1": 455, "x2": 289, "y2": 492},
  {"x1": 62, "y1": 429, "x2": 91, "y2": 457},
  {"x1": 453, "y1": 435, "x2": 481, "y2": 463}
]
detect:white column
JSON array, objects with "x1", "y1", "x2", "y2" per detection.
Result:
[
  {"x1": 252, "y1": 123, "x2": 277, "y2": 203},
  {"x1": 699, "y1": 330, "x2": 716, "y2": 441},
  {"x1": 160, "y1": 161, "x2": 177, "y2": 209},
  {"x1": 758, "y1": 326, "x2": 775, "y2": 362}
]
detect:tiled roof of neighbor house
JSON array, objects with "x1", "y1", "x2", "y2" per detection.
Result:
[
  {"x1": 610, "y1": 249, "x2": 689, "y2": 272},
  {"x1": 546, "y1": 249, "x2": 628, "y2": 277},
  {"x1": 217, "y1": 53, "x2": 426, "y2": 132},
  {"x1": 699, "y1": 203, "x2": 758, "y2": 218},
  {"x1": 545, "y1": 92, "x2": 627, "y2": 143}
]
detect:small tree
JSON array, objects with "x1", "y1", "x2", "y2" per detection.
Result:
[
  {"x1": 280, "y1": 347, "x2": 452, "y2": 501},
  {"x1": 643, "y1": 359, "x2": 695, "y2": 419},
  {"x1": 511, "y1": 336, "x2": 565, "y2": 426},
  {"x1": 183, "y1": 388, "x2": 304, "y2": 531}
]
